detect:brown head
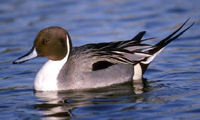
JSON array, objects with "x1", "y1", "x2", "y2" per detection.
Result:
[{"x1": 13, "y1": 26, "x2": 72, "y2": 64}]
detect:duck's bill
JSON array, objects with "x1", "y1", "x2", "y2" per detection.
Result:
[{"x1": 13, "y1": 47, "x2": 38, "y2": 64}]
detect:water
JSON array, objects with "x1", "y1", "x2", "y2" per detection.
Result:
[{"x1": 0, "y1": 0, "x2": 200, "y2": 119}]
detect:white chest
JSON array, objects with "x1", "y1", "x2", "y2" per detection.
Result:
[{"x1": 34, "y1": 58, "x2": 67, "y2": 91}]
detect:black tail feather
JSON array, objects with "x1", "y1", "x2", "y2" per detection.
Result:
[
  {"x1": 131, "y1": 31, "x2": 146, "y2": 42},
  {"x1": 140, "y1": 19, "x2": 194, "y2": 75},
  {"x1": 148, "y1": 19, "x2": 195, "y2": 54}
]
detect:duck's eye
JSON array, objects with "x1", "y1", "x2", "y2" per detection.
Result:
[{"x1": 44, "y1": 39, "x2": 50, "y2": 43}]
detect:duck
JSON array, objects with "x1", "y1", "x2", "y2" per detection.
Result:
[{"x1": 13, "y1": 19, "x2": 194, "y2": 91}]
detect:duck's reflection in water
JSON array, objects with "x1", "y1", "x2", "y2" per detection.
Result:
[
  {"x1": 133, "y1": 78, "x2": 149, "y2": 95},
  {"x1": 34, "y1": 78, "x2": 149, "y2": 119}
]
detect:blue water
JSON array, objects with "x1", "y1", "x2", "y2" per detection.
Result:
[{"x1": 0, "y1": 0, "x2": 200, "y2": 119}]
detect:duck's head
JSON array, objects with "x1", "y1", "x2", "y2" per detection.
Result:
[{"x1": 13, "y1": 26, "x2": 72, "y2": 64}]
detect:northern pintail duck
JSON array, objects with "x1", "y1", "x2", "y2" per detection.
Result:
[{"x1": 13, "y1": 20, "x2": 194, "y2": 91}]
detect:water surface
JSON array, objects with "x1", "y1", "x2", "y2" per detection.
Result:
[{"x1": 0, "y1": 0, "x2": 200, "y2": 119}]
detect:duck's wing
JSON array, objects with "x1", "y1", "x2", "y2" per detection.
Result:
[{"x1": 77, "y1": 31, "x2": 153, "y2": 65}]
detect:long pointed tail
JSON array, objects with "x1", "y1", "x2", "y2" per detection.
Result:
[
  {"x1": 140, "y1": 19, "x2": 194, "y2": 73},
  {"x1": 148, "y1": 19, "x2": 194, "y2": 55}
]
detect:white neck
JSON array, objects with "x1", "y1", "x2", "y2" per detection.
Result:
[{"x1": 34, "y1": 35, "x2": 71, "y2": 91}]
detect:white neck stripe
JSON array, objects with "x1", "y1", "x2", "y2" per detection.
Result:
[{"x1": 65, "y1": 34, "x2": 70, "y2": 62}]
